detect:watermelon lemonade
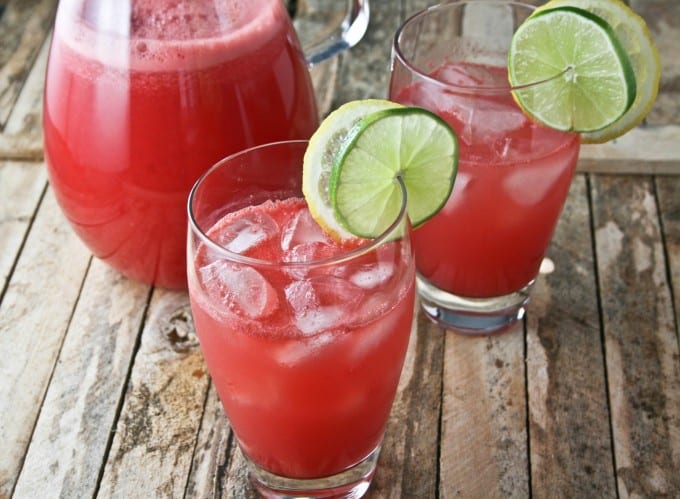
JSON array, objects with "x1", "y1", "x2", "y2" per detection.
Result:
[
  {"x1": 390, "y1": 1, "x2": 580, "y2": 334},
  {"x1": 187, "y1": 141, "x2": 415, "y2": 497},
  {"x1": 394, "y1": 63, "x2": 579, "y2": 297},
  {"x1": 43, "y1": 0, "x2": 318, "y2": 289}
]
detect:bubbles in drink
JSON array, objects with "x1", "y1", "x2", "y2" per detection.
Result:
[
  {"x1": 199, "y1": 260, "x2": 279, "y2": 318},
  {"x1": 285, "y1": 276, "x2": 362, "y2": 335}
]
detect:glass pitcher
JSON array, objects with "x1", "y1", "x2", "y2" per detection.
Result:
[{"x1": 43, "y1": 0, "x2": 368, "y2": 289}]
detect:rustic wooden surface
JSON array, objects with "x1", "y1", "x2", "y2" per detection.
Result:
[{"x1": 1, "y1": 0, "x2": 678, "y2": 497}]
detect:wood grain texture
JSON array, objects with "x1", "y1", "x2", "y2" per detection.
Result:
[
  {"x1": 440, "y1": 323, "x2": 527, "y2": 498},
  {"x1": 0, "y1": 160, "x2": 45, "y2": 290},
  {"x1": 0, "y1": 34, "x2": 48, "y2": 161},
  {"x1": 368, "y1": 304, "x2": 444, "y2": 498},
  {"x1": 591, "y1": 175, "x2": 680, "y2": 497},
  {"x1": 0, "y1": 0, "x2": 56, "y2": 128},
  {"x1": 0, "y1": 190, "x2": 90, "y2": 498},
  {"x1": 527, "y1": 174, "x2": 616, "y2": 497},
  {"x1": 12, "y1": 260, "x2": 149, "y2": 498},
  {"x1": 98, "y1": 290, "x2": 210, "y2": 498}
]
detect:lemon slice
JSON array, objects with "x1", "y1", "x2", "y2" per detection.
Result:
[
  {"x1": 302, "y1": 100, "x2": 402, "y2": 240},
  {"x1": 534, "y1": 0, "x2": 660, "y2": 143},
  {"x1": 508, "y1": 6, "x2": 637, "y2": 134},
  {"x1": 303, "y1": 100, "x2": 458, "y2": 240}
]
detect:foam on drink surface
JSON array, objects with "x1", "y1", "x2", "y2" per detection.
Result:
[{"x1": 55, "y1": 0, "x2": 286, "y2": 71}]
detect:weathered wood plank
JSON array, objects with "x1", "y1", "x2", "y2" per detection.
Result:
[
  {"x1": 97, "y1": 290, "x2": 210, "y2": 498},
  {"x1": 0, "y1": 0, "x2": 56, "y2": 128},
  {"x1": 439, "y1": 323, "x2": 528, "y2": 498},
  {"x1": 185, "y1": 384, "x2": 235, "y2": 498},
  {"x1": 655, "y1": 176, "x2": 680, "y2": 334},
  {"x1": 527, "y1": 174, "x2": 616, "y2": 496},
  {"x1": 576, "y1": 128, "x2": 680, "y2": 175},
  {"x1": 0, "y1": 160, "x2": 45, "y2": 291},
  {"x1": 368, "y1": 304, "x2": 444, "y2": 498},
  {"x1": 12, "y1": 260, "x2": 149, "y2": 498},
  {"x1": 0, "y1": 189, "x2": 90, "y2": 498},
  {"x1": 0, "y1": 31, "x2": 49, "y2": 160},
  {"x1": 591, "y1": 175, "x2": 680, "y2": 497}
]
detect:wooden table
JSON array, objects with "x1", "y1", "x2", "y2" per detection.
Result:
[{"x1": 1, "y1": 0, "x2": 679, "y2": 497}]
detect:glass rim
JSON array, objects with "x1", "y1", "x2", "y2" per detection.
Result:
[
  {"x1": 187, "y1": 140, "x2": 410, "y2": 270},
  {"x1": 392, "y1": 0, "x2": 569, "y2": 94}
]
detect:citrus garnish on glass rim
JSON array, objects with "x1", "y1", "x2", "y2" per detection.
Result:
[
  {"x1": 302, "y1": 99, "x2": 458, "y2": 241},
  {"x1": 532, "y1": 0, "x2": 661, "y2": 144},
  {"x1": 508, "y1": 5, "x2": 637, "y2": 136}
]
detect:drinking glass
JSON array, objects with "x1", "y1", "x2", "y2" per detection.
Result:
[
  {"x1": 43, "y1": 0, "x2": 368, "y2": 289},
  {"x1": 187, "y1": 141, "x2": 415, "y2": 498},
  {"x1": 390, "y1": 0, "x2": 580, "y2": 335}
]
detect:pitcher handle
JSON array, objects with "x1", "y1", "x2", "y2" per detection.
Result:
[{"x1": 300, "y1": 0, "x2": 370, "y2": 68}]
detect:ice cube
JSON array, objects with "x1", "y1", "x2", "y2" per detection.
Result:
[
  {"x1": 349, "y1": 261, "x2": 395, "y2": 289},
  {"x1": 283, "y1": 241, "x2": 338, "y2": 264},
  {"x1": 285, "y1": 276, "x2": 362, "y2": 335},
  {"x1": 281, "y1": 208, "x2": 327, "y2": 251},
  {"x1": 444, "y1": 95, "x2": 527, "y2": 148},
  {"x1": 199, "y1": 260, "x2": 278, "y2": 319},
  {"x1": 275, "y1": 332, "x2": 335, "y2": 367},
  {"x1": 215, "y1": 211, "x2": 278, "y2": 254},
  {"x1": 503, "y1": 159, "x2": 569, "y2": 206}
]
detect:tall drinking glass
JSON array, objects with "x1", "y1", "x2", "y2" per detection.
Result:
[
  {"x1": 187, "y1": 141, "x2": 415, "y2": 498},
  {"x1": 390, "y1": 0, "x2": 580, "y2": 335},
  {"x1": 43, "y1": 0, "x2": 368, "y2": 289}
]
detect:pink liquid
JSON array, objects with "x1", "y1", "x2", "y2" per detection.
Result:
[
  {"x1": 43, "y1": 0, "x2": 318, "y2": 289},
  {"x1": 188, "y1": 198, "x2": 415, "y2": 478},
  {"x1": 393, "y1": 63, "x2": 580, "y2": 297}
]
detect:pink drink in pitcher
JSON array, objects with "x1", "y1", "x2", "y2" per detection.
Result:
[
  {"x1": 43, "y1": 0, "x2": 318, "y2": 289},
  {"x1": 393, "y1": 63, "x2": 580, "y2": 298},
  {"x1": 189, "y1": 197, "x2": 415, "y2": 479}
]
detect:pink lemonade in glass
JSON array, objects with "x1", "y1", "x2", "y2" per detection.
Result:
[
  {"x1": 390, "y1": 1, "x2": 583, "y2": 334},
  {"x1": 43, "y1": 0, "x2": 318, "y2": 289},
  {"x1": 393, "y1": 63, "x2": 580, "y2": 298},
  {"x1": 187, "y1": 141, "x2": 415, "y2": 496}
]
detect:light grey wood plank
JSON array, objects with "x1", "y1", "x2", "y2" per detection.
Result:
[
  {"x1": 98, "y1": 290, "x2": 210, "y2": 498},
  {"x1": 576, "y1": 128, "x2": 680, "y2": 175},
  {"x1": 0, "y1": 160, "x2": 46, "y2": 290},
  {"x1": 439, "y1": 322, "x2": 528, "y2": 498},
  {"x1": 527, "y1": 174, "x2": 616, "y2": 496},
  {"x1": 592, "y1": 175, "x2": 680, "y2": 497},
  {"x1": 12, "y1": 260, "x2": 149, "y2": 499},
  {"x1": 0, "y1": 188, "x2": 90, "y2": 498}
]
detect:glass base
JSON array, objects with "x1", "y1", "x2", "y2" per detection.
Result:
[
  {"x1": 417, "y1": 274, "x2": 533, "y2": 335},
  {"x1": 245, "y1": 446, "x2": 380, "y2": 499}
]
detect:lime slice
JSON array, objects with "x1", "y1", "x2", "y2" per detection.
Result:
[
  {"x1": 508, "y1": 6, "x2": 636, "y2": 134},
  {"x1": 302, "y1": 99, "x2": 402, "y2": 241},
  {"x1": 330, "y1": 107, "x2": 458, "y2": 239},
  {"x1": 534, "y1": 0, "x2": 660, "y2": 143}
]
